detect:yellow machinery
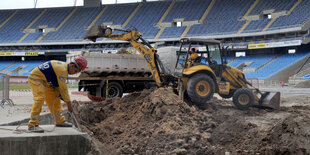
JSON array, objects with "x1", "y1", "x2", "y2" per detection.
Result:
[{"x1": 84, "y1": 25, "x2": 280, "y2": 110}]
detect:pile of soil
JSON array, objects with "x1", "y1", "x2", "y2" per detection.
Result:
[
  {"x1": 116, "y1": 49, "x2": 131, "y2": 54},
  {"x1": 76, "y1": 87, "x2": 310, "y2": 154},
  {"x1": 295, "y1": 80, "x2": 310, "y2": 88}
]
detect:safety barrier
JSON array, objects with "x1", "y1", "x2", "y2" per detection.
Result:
[
  {"x1": 246, "y1": 78, "x2": 259, "y2": 88},
  {"x1": 0, "y1": 74, "x2": 14, "y2": 108}
]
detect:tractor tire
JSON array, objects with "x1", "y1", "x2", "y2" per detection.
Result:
[
  {"x1": 103, "y1": 82, "x2": 124, "y2": 98},
  {"x1": 232, "y1": 88, "x2": 254, "y2": 110},
  {"x1": 219, "y1": 90, "x2": 235, "y2": 99},
  {"x1": 186, "y1": 73, "x2": 215, "y2": 104}
]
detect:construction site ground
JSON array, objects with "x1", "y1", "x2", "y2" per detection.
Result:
[{"x1": 1, "y1": 86, "x2": 310, "y2": 154}]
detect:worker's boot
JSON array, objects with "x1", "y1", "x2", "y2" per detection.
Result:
[
  {"x1": 28, "y1": 125, "x2": 44, "y2": 133},
  {"x1": 56, "y1": 121, "x2": 73, "y2": 127}
]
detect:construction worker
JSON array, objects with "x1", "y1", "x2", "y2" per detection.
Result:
[
  {"x1": 187, "y1": 47, "x2": 199, "y2": 67},
  {"x1": 28, "y1": 56, "x2": 87, "y2": 133}
]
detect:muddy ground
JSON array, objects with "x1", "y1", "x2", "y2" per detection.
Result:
[{"x1": 75, "y1": 87, "x2": 310, "y2": 155}]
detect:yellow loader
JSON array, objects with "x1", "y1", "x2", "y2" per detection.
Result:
[{"x1": 84, "y1": 25, "x2": 280, "y2": 110}]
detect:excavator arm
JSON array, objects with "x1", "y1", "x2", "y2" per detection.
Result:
[{"x1": 84, "y1": 25, "x2": 162, "y2": 86}]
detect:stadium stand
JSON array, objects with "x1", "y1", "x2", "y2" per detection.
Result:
[
  {"x1": 41, "y1": 7, "x2": 102, "y2": 42},
  {"x1": 124, "y1": 1, "x2": 170, "y2": 39},
  {"x1": 245, "y1": 52, "x2": 310, "y2": 79},
  {"x1": 186, "y1": 0, "x2": 252, "y2": 36},
  {"x1": 93, "y1": 3, "x2": 137, "y2": 27},
  {"x1": 303, "y1": 74, "x2": 310, "y2": 79},
  {"x1": 5, "y1": 60, "x2": 42, "y2": 72},
  {"x1": 0, "y1": 0, "x2": 309, "y2": 82},
  {"x1": 229, "y1": 55, "x2": 276, "y2": 70},
  {"x1": 268, "y1": 0, "x2": 310, "y2": 31},
  {"x1": 248, "y1": 0, "x2": 297, "y2": 16},
  {"x1": 0, "y1": 9, "x2": 43, "y2": 43},
  {"x1": 22, "y1": 7, "x2": 74, "y2": 43},
  {"x1": 0, "y1": 0, "x2": 309, "y2": 41},
  {"x1": 0, "y1": 61, "x2": 15, "y2": 71}
]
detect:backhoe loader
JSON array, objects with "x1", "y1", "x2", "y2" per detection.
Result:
[{"x1": 84, "y1": 25, "x2": 280, "y2": 110}]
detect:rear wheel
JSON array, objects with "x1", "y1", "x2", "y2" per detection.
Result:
[
  {"x1": 87, "y1": 82, "x2": 123, "y2": 102},
  {"x1": 232, "y1": 88, "x2": 254, "y2": 110},
  {"x1": 186, "y1": 74, "x2": 215, "y2": 104},
  {"x1": 103, "y1": 82, "x2": 123, "y2": 98}
]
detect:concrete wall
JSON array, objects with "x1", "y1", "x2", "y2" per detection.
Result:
[
  {"x1": 0, "y1": 128, "x2": 91, "y2": 155},
  {"x1": 0, "y1": 110, "x2": 92, "y2": 155},
  {"x1": 267, "y1": 54, "x2": 310, "y2": 82}
]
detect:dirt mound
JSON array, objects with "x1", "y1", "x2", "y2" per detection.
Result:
[
  {"x1": 116, "y1": 49, "x2": 131, "y2": 54},
  {"x1": 76, "y1": 88, "x2": 310, "y2": 154},
  {"x1": 295, "y1": 80, "x2": 310, "y2": 88}
]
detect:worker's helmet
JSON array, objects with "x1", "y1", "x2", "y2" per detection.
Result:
[
  {"x1": 191, "y1": 47, "x2": 197, "y2": 52},
  {"x1": 73, "y1": 56, "x2": 87, "y2": 71}
]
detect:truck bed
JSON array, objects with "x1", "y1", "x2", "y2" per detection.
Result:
[{"x1": 67, "y1": 53, "x2": 150, "y2": 74}]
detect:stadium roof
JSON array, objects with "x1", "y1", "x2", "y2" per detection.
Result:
[{"x1": 0, "y1": 0, "x2": 160, "y2": 10}]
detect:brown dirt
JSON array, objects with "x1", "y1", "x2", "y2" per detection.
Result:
[
  {"x1": 116, "y1": 49, "x2": 131, "y2": 54},
  {"x1": 75, "y1": 87, "x2": 310, "y2": 155},
  {"x1": 295, "y1": 80, "x2": 310, "y2": 88}
]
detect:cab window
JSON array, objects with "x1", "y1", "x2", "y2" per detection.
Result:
[{"x1": 208, "y1": 44, "x2": 222, "y2": 64}]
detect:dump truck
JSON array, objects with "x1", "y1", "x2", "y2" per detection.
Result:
[
  {"x1": 67, "y1": 52, "x2": 158, "y2": 102},
  {"x1": 82, "y1": 25, "x2": 280, "y2": 110}
]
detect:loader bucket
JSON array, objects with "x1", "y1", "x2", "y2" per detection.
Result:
[
  {"x1": 84, "y1": 25, "x2": 107, "y2": 42},
  {"x1": 255, "y1": 91, "x2": 280, "y2": 109}
]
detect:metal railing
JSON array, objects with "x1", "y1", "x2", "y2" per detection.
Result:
[
  {"x1": 288, "y1": 76, "x2": 309, "y2": 86},
  {"x1": 0, "y1": 74, "x2": 14, "y2": 108}
]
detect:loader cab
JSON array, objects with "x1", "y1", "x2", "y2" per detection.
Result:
[{"x1": 174, "y1": 38, "x2": 224, "y2": 77}]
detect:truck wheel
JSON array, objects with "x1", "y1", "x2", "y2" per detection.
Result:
[
  {"x1": 219, "y1": 90, "x2": 235, "y2": 99},
  {"x1": 232, "y1": 88, "x2": 254, "y2": 110},
  {"x1": 104, "y1": 82, "x2": 123, "y2": 98},
  {"x1": 186, "y1": 74, "x2": 215, "y2": 104}
]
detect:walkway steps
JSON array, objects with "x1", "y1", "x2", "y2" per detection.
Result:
[
  {"x1": 262, "y1": 0, "x2": 301, "y2": 32},
  {"x1": 255, "y1": 54, "x2": 282, "y2": 71},
  {"x1": 199, "y1": 0, "x2": 216, "y2": 23},
  {"x1": 0, "y1": 11, "x2": 18, "y2": 29},
  {"x1": 17, "y1": 9, "x2": 47, "y2": 43},
  {"x1": 122, "y1": 3, "x2": 142, "y2": 28},
  {"x1": 237, "y1": 0, "x2": 259, "y2": 34},
  {"x1": 156, "y1": 0, "x2": 176, "y2": 26},
  {"x1": 35, "y1": 8, "x2": 78, "y2": 43}
]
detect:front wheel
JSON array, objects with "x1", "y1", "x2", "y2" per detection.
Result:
[
  {"x1": 232, "y1": 88, "x2": 254, "y2": 110},
  {"x1": 186, "y1": 74, "x2": 215, "y2": 104}
]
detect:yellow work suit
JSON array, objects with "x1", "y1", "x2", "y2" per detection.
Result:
[
  {"x1": 187, "y1": 52, "x2": 198, "y2": 67},
  {"x1": 188, "y1": 52, "x2": 198, "y2": 60},
  {"x1": 28, "y1": 60, "x2": 71, "y2": 128}
]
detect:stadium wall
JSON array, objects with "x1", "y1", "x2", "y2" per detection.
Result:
[{"x1": 266, "y1": 54, "x2": 310, "y2": 82}]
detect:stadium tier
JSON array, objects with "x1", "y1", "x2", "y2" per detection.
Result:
[
  {"x1": 0, "y1": 0, "x2": 309, "y2": 82},
  {"x1": 0, "y1": 0, "x2": 309, "y2": 42},
  {"x1": 244, "y1": 52, "x2": 310, "y2": 79}
]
